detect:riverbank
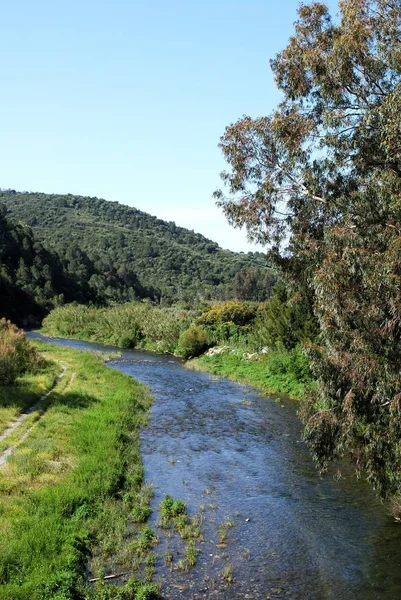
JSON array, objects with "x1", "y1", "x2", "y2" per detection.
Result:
[
  {"x1": 0, "y1": 340, "x2": 160, "y2": 600},
  {"x1": 188, "y1": 346, "x2": 314, "y2": 399},
  {"x1": 40, "y1": 301, "x2": 317, "y2": 399},
  {"x1": 38, "y1": 327, "x2": 314, "y2": 400}
]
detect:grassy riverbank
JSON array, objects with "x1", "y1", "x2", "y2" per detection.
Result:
[
  {"x1": 0, "y1": 340, "x2": 160, "y2": 600},
  {"x1": 189, "y1": 347, "x2": 314, "y2": 399}
]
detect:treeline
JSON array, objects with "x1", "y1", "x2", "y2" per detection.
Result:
[
  {"x1": 0, "y1": 191, "x2": 276, "y2": 305},
  {"x1": 42, "y1": 292, "x2": 316, "y2": 354}
]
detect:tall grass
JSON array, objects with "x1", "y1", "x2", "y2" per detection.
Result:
[{"x1": 42, "y1": 303, "x2": 193, "y2": 353}]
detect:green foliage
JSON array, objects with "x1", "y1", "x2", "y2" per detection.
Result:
[
  {"x1": 160, "y1": 495, "x2": 187, "y2": 520},
  {"x1": 0, "y1": 319, "x2": 41, "y2": 385},
  {"x1": 177, "y1": 325, "x2": 208, "y2": 359},
  {"x1": 131, "y1": 505, "x2": 152, "y2": 523},
  {"x1": 42, "y1": 302, "x2": 193, "y2": 353},
  {"x1": 204, "y1": 323, "x2": 245, "y2": 347},
  {"x1": 184, "y1": 540, "x2": 198, "y2": 567},
  {"x1": 0, "y1": 205, "x2": 93, "y2": 324},
  {"x1": 193, "y1": 346, "x2": 314, "y2": 399},
  {"x1": 214, "y1": 0, "x2": 401, "y2": 499},
  {"x1": 196, "y1": 300, "x2": 259, "y2": 346},
  {"x1": 251, "y1": 283, "x2": 319, "y2": 351},
  {"x1": 0, "y1": 191, "x2": 274, "y2": 306},
  {"x1": 197, "y1": 300, "x2": 258, "y2": 327},
  {"x1": 233, "y1": 267, "x2": 276, "y2": 301},
  {"x1": 267, "y1": 346, "x2": 312, "y2": 383},
  {"x1": 87, "y1": 579, "x2": 160, "y2": 600}
]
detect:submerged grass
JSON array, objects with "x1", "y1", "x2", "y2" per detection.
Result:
[
  {"x1": 0, "y1": 340, "x2": 160, "y2": 600},
  {"x1": 158, "y1": 496, "x2": 202, "y2": 570}
]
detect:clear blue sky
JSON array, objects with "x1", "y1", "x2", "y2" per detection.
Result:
[{"x1": 0, "y1": 0, "x2": 338, "y2": 252}]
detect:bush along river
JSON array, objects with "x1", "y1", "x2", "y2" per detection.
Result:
[{"x1": 29, "y1": 334, "x2": 401, "y2": 599}]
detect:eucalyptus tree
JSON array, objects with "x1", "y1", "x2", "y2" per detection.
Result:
[{"x1": 215, "y1": 1, "x2": 401, "y2": 499}]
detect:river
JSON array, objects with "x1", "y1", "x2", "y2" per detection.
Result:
[{"x1": 29, "y1": 334, "x2": 401, "y2": 599}]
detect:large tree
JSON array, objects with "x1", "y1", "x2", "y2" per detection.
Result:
[{"x1": 215, "y1": 0, "x2": 401, "y2": 502}]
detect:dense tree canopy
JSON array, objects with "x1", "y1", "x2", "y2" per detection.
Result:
[
  {"x1": 0, "y1": 206, "x2": 94, "y2": 324},
  {"x1": 215, "y1": 0, "x2": 401, "y2": 499}
]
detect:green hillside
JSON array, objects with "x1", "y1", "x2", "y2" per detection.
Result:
[
  {"x1": 1, "y1": 190, "x2": 274, "y2": 304},
  {"x1": 0, "y1": 205, "x2": 93, "y2": 324}
]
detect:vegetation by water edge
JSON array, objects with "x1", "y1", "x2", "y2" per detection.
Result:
[
  {"x1": 188, "y1": 348, "x2": 313, "y2": 400},
  {"x1": 40, "y1": 299, "x2": 316, "y2": 400},
  {"x1": 0, "y1": 339, "x2": 160, "y2": 600}
]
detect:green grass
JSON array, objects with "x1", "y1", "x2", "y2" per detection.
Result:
[
  {"x1": 0, "y1": 360, "x2": 60, "y2": 436},
  {"x1": 0, "y1": 340, "x2": 160, "y2": 600},
  {"x1": 189, "y1": 346, "x2": 315, "y2": 399}
]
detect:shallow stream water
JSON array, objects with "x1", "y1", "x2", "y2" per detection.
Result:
[{"x1": 29, "y1": 334, "x2": 401, "y2": 599}]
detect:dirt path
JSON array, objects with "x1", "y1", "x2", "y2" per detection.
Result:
[{"x1": 0, "y1": 366, "x2": 67, "y2": 468}]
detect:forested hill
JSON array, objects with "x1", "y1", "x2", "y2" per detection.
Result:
[
  {"x1": 0, "y1": 205, "x2": 94, "y2": 325},
  {"x1": 0, "y1": 191, "x2": 275, "y2": 304}
]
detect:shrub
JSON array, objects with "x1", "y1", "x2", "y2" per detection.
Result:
[
  {"x1": 131, "y1": 505, "x2": 152, "y2": 523},
  {"x1": 196, "y1": 300, "x2": 258, "y2": 327},
  {"x1": 202, "y1": 322, "x2": 249, "y2": 347},
  {"x1": 177, "y1": 325, "x2": 208, "y2": 359},
  {"x1": 251, "y1": 283, "x2": 319, "y2": 351},
  {"x1": 0, "y1": 319, "x2": 41, "y2": 385},
  {"x1": 267, "y1": 346, "x2": 312, "y2": 382}
]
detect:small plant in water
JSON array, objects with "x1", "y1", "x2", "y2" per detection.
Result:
[
  {"x1": 163, "y1": 549, "x2": 173, "y2": 566},
  {"x1": 160, "y1": 495, "x2": 187, "y2": 520},
  {"x1": 138, "y1": 483, "x2": 154, "y2": 504},
  {"x1": 129, "y1": 526, "x2": 158, "y2": 557},
  {"x1": 224, "y1": 516, "x2": 234, "y2": 528},
  {"x1": 185, "y1": 540, "x2": 198, "y2": 567},
  {"x1": 131, "y1": 505, "x2": 152, "y2": 523},
  {"x1": 176, "y1": 558, "x2": 187, "y2": 571},
  {"x1": 144, "y1": 552, "x2": 156, "y2": 583},
  {"x1": 176, "y1": 514, "x2": 202, "y2": 540},
  {"x1": 222, "y1": 563, "x2": 234, "y2": 583},
  {"x1": 218, "y1": 523, "x2": 229, "y2": 545},
  {"x1": 241, "y1": 398, "x2": 252, "y2": 406}
]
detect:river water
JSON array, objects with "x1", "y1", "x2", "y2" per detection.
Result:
[{"x1": 29, "y1": 334, "x2": 401, "y2": 599}]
